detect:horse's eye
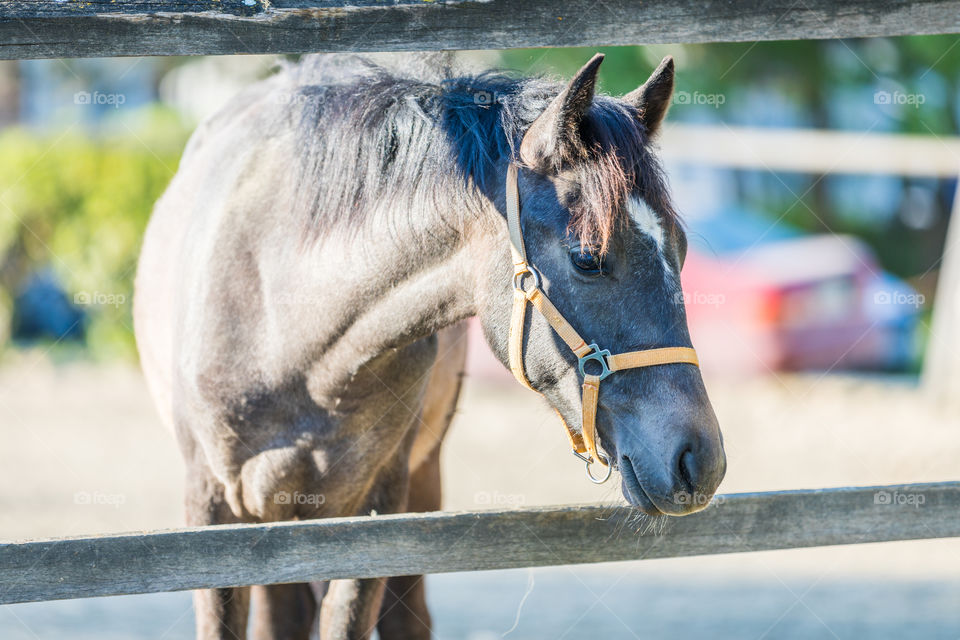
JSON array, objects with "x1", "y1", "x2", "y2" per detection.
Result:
[{"x1": 570, "y1": 248, "x2": 603, "y2": 275}]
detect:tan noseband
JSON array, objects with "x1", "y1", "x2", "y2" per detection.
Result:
[{"x1": 504, "y1": 163, "x2": 700, "y2": 483}]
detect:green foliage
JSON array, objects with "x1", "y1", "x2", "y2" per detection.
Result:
[
  {"x1": 0, "y1": 106, "x2": 189, "y2": 360},
  {"x1": 500, "y1": 37, "x2": 960, "y2": 135}
]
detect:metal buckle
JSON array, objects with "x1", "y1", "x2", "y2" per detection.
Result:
[
  {"x1": 578, "y1": 343, "x2": 613, "y2": 381},
  {"x1": 512, "y1": 265, "x2": 541, "y2": 292},
  {"x1": 573, "y1": 450, "x2": 613, "y2": 484}
]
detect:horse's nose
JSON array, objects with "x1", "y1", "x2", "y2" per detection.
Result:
[
  {"x1": 619, "y1": 432, "x2": 725, "y2": 515},
  {"x1": 678, "y1": 447, "x2": 699, "y2": 489},
  {"x1": 675, "y1": 436, "x2": 726, "y2": 503}
]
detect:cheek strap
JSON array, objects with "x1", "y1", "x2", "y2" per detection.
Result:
[{"x1": 504, "y1": 163, "x2": 700, "y2": 483}]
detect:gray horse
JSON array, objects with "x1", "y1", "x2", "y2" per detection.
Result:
[{"x1": 134, "y1": 52, "x2": 726, "y2": 640}]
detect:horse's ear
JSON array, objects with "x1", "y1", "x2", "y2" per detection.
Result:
[
  {"x1": 519, "y1": 53, "x2": 604, "y2": 169},
  {"x1": 624, "y1": 56, "x2": 675, "y2": 138}
]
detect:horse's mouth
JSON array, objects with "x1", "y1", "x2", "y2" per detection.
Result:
[{"x1": 618, "y1": 458, "x2": 665, "y2": 516}]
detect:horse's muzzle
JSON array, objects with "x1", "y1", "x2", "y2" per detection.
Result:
[{"x1": 617, "y1": 431, "x2": 726, "y2": 516}]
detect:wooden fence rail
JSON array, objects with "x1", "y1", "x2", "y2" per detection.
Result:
[
  {"x1": 661, "y1": 125, "x2": 960, "y2": 177},
  {"x1": 2, "y1": 481, "x2": 958, "y2": 605},
  {"x1": 2, "y1": 0, "x2": 960, "y2": 60}
]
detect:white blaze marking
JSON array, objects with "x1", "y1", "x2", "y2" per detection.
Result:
[{"x1": 626, "y1": 196, "x2": 672, "y2": 274}]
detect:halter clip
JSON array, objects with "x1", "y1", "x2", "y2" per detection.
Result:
[{"x1": 578, "y1": 343, "x2": 613, "y2": 381}]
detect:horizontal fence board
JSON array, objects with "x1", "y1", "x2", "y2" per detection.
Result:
[
  {"x1": 1, "y1": 482, "x2": 958, "y2": 604},
  {"x1": 2, "y1": 0, "x2": 960, "y2": 60},
  {"x1": 661, "y1": 124, "x2": 960, "y2": 177}
]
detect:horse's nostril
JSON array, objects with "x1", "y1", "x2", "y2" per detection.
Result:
[{"x1": 678, "y1": 447, "x2": 697, "y2": 491}]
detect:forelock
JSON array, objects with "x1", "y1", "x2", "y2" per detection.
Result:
[{"x1": 531, "y1": 96, "x2": 679, "y2": 255}]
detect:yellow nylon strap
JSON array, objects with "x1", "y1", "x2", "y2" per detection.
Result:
[
  {"x1": 608, "y1": 347, "x2": 699, "y2": 371},
  {"x1": 506, "y1": 163, "x2": 527, "y2": 269},
  {"x1": 580, "y1": 375, "x2": 602, "y2": 461},
  {"x1": 508, "y1": 275, "x2": 592, "y2": 388},
  {"x1": 506, "y1": 161, "x2": 589, "y2": 386},
  {"x1": 525, "y1": 289, "x2": 590, "y2": 357},
  {"x1": 556, "y1": 407, "x2": 588, "y2": 454},
  {"x1": 507, "y1": 162, "x2": 536, "y2": 390},
  {"x1": 509, "y1": 288, "x2": 535, "y2": 390}
]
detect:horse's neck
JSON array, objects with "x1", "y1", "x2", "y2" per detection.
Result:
[{"x1": 269, "y1": 207, "x2": 492, "y2": 400}]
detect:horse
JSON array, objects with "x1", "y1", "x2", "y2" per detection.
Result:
[{"x1": 134, "y1": 51, "x2": 726, "y2": 640}]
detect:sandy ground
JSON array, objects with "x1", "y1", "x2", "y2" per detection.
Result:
[{"x1": 0, "y1": 355, "x2": 958, "y2": 638}]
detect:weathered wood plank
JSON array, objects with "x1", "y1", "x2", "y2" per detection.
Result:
[
  {"x1": 1, "y1": 0, "x2": 960, "y2": 60},
  {"x1": 661, "y1": 125, "x2": 960, "y2": 177},
  {"x1": 1, "y1": 482, "x2": 958, "y2": 604}
]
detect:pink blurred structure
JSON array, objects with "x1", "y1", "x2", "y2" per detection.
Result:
[{"x1": 681, "y1": 236, "x2": 918, "y2": 375}]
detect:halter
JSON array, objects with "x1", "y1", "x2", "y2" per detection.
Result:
[{"x1": 505, "y1": 163, "x2": 700, "y2": 484}]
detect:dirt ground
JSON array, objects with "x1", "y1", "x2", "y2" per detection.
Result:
[{"x1": 0, "y1": 355, "x2": 958, "y2": 638}]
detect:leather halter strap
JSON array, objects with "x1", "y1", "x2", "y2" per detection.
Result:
[{"x1": 505, "y1": 163, "x2": 700, "y2": 480}]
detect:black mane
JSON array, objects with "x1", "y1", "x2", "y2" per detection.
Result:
[{"x1": 287, "y1": 54, "x2": 677, "y2": 251}]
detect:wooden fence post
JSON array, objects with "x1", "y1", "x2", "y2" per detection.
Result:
[{"x1": 924, "y1": 172, "x2": 960, "y2": 403}]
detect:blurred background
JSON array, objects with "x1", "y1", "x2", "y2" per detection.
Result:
[{"x1": 1, "y1": 39, "x2": 959, "y2": 638}]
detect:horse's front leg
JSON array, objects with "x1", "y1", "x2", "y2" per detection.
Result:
[
  {"x1": 194, "y1": 587, "x2": 251, "y2": 640},
  {"x1": 250, "y1": 583, "x2": 316, "y2": 640},
  {"x1": 376, "y1": 444, "x2": 442, "y2": 640},
  {"x1": 319, "y1": 450, "x2": 411, "y2": 640},
  {"x1": 319, "y1": 577, "x2": 389, "y2": 640},
  {"x1": 182, "y1": 442, "x2": 252, "y2": 640},
  {"x1": 377, "y1": 321, "x2": 465, "y2": 640}
]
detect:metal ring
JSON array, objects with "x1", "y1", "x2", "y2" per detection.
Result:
[
  {"x1": 584, "y1": 452, "x2": 613, "y2": 484},
  {"x1": 512, "y1": 265, "x2": 541, "y2": 292}
]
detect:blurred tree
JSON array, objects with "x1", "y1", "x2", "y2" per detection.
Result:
[{"x1": 0, "y1": 106, "x2": 188, "y2": 359}]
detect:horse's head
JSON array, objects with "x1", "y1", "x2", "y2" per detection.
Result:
[{"x1": 478, "y1": 54, "x2": 725, "y2": 516}]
